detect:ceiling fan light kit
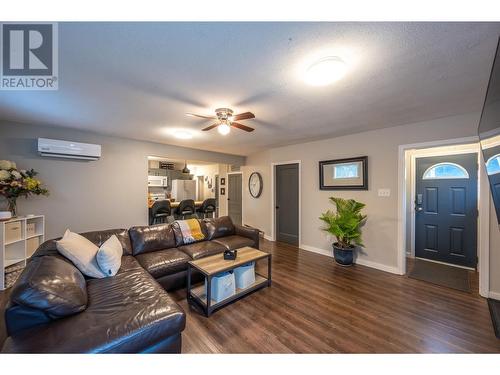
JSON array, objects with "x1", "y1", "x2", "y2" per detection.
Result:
[
  {"x1": 217, "y1": 122, "x2": 231, "y2": 135},
  {"x1": 186, "y1": 107, "x2": 256, "y2": 135}
]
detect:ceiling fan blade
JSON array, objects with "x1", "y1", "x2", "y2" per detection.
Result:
[
  {"x1": 231, "y1": 122, "x2": 255, "y2": 132},
  {"x1": 202, "y1": 123, "x2": 219, "y2": 131},
  {"x1": 232, "y1": 112, "x2": 255, "y2": 121},
  {"x1": 186, "y1": 113, "x2": 217, "y2": 120}
]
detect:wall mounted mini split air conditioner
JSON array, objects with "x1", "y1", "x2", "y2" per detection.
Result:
[{"x1": 37, "y1": 138, "x2": 101, "y2": 161}]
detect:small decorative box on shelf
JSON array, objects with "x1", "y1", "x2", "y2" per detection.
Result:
[{"x1": 1, "y1": 215, "x2": 45, "y2": 290}]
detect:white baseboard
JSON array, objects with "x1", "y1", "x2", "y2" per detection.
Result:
[
  {"x1": 299, "y1": 244, "x2": 400, "y2": 275},
  {"x1": 263, "y1": 234, "x2": 273, "y2": 241},
  {"x1": 300, "y1": 244, "x2": 331, "y2": 257},
  {"x1": 354, "y1": 258, "x2": 401, "y2": 275},
  {"x1": 488, "y1": 291, "x2": 500, "y2": 301}
]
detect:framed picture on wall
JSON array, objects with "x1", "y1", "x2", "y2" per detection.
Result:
[
  {"x1": 319, "y1": 156, "x2": 368, "y2": 190},
  {"x1": 221, "y1": 178, "x2": 226, "y2": 185},
  {"x1": 220, "y1": 187, "x2": 225, "y2": 195}
]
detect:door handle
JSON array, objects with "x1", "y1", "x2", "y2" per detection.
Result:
[
  {"x1": 276, "y1": 206, "x2": 280, "y2": 209},
  {"x1": 416, "y1": 206, "x2": 423, "y2": 212}
]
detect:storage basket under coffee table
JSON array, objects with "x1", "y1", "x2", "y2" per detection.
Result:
[{"x1": 187, "y1": 246, "x2": 271, "y2": 317}]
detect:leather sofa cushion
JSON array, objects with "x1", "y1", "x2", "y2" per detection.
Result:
[
  {"x1": 2, "y1": 256, "x2": 186, "y2": 353},
  {"x1": 203, "y1": 216, "x2": 235, "y2": 240},
  {"x1": 129, "y1": 223, "x2": 181, "y2": 256},
  {"x1": 33, "y1": 228, "x2": 133, "y2": 257},
  {"x1": 179, "y1": 240, "x2": 227, "y2": 260},
  {"x1": 81, "y1": 229, "x2": 133, "y2": 256},
  {"x1": 135, "y1": 249, "x2": 191, "y2": 278},
  {"x1": 10, "y1": 256, "x2": 87, "y2": 319},
  {"x1": 212, "y1": 235, "x2": 256, "y2": 251}
]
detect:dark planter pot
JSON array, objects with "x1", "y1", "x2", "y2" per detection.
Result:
[{"x1": 332, "y1": 243, "x2": 355, "y2": 266}]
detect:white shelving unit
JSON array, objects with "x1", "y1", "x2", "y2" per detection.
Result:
[{"x1": 1, "y1": 215, "x2": 45, "y2": 290}]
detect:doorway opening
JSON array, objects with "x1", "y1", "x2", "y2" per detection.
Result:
[
  {"x1": 147, "y1": 156, "x2": 228, "y2": 224},
  {"x1": 401, "y1": 141, "x2": 487, "y2": 294}
]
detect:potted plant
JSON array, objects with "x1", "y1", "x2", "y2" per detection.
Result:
[
  {"x1": 319, "y1": 197, "x2": 367, "y2": 266},
  {"x1": 0, "y1": 160, "x2": 49, "y2": 218}
]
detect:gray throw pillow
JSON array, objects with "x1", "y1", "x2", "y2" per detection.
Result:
[{"x1": 96, "y1": 234, "x2": 123, "y2": 276}]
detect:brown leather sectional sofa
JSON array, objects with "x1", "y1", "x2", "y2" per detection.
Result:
[{"x1": 1, "y1": 216, "x2": 259, "y2": 353}]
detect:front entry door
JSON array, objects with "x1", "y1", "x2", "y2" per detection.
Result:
[
  {"x1": 275, "y1": 163, "x2": 299, "y2": 245},
  {"x1": 227, "y1": 174, "x2": 242, "y2": 225},
  {"x1": 415, "y1": 153, "x2": 478, "y2": 268}
]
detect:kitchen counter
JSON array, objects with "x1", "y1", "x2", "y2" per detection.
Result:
[
  {"x1": 170, "y1": 200, "x2": 204, "y2": 209},
  {"x1": 148, "y1": 200, "x2": 204, "y2": 209}
]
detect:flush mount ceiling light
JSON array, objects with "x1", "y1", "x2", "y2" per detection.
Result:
[
  {"x1": 172, "y1": 130, "x2": 193, "y2": 140},
  {"x1": 217, "y1": 121, "x2": 231, "y2": 135},
  {"x1": 304, "y1": 56, "x2": 347, "y2": 86}
]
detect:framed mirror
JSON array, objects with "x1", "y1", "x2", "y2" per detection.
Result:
[
  {"x1": 319, "y1": 156, "x2": 368, "y2": 190},
  {"x1": 478, "y1": 38, "x2": 500, "y2": 224}
]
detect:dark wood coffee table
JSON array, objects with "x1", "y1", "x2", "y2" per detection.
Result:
[{"x1": 186, "y1": 246, "x2": 271, "y2": 316}]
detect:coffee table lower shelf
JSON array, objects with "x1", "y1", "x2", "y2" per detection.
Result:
[{"x1": 189, "y1": 274, "x2": 269, "y2": 316}]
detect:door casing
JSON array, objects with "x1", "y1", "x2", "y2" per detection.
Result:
[
  {"x1": 397, "y1": 136, "x2": 490, "y2": 298},
  {"x1": 275, "y1": 163, "x2": 300, "y2": 245}
]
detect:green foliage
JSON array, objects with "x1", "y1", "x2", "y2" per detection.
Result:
[{"x1": 319, "y1": 197, "x2": 367, "y2": 249}]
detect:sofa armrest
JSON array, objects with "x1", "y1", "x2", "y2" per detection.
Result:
[{"x1": 234, "y1": 225, "x2": 260, "y2": 249}]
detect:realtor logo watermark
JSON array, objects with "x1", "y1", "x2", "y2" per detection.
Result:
[{"x1": 0, "y1": 22, "x2": 58, "y2": 90}]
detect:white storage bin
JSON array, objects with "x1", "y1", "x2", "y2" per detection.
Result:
[
  {"x1": 234, "y1": 262, "x2": 256, "y2": 289},
  {"x1": 205, "y1": 271, "x2": 235, "y2": 303}
]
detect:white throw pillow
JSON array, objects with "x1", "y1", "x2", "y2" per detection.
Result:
[
  {"x1": 96, "y1": 235, "x2": 122, "y2": 276},
  {"x1": 56, "y1": 230, "x2": 107, "y2": 279}
]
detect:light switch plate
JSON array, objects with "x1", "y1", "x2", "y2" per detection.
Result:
[{"x1": 378, "y1": 188, "x2": 391, "y2": 197}]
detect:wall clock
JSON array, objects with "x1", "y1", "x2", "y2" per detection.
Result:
[{"x1": 249, "y1": 172, "x2": 263, "y2": 198}]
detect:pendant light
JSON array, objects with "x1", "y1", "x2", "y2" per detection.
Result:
[{"x1": 182, "y1": 161, "x2": 190, "y2": 174}]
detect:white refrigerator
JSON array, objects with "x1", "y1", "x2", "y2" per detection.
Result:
[{"x1": 171, "y1": 180, "x2": 197, "y2": 201}]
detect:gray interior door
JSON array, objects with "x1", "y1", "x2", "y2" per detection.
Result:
[
  {"x1": 276, "y1": 163, "x2": 299, "y2": 245},
  {"x1": 228, "y1": 174, "x2": 242, "y2": 225},
  {"x1": 415, "y1": 153, "x2": 478, "y2": 268}
]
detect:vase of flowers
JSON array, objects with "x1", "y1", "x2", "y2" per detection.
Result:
[{"x1": 0, "y1": 160, "x2": 49, "y2": 218}]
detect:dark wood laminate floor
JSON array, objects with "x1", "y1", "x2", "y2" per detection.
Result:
[
  {"x1": 172, "y1": 240, "x2": 500, "y2": 353},
  {"x1": 0, "y1": 239, "x2": 498, "y2": 353}
]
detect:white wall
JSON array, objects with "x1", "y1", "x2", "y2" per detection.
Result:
[
  {"x1": 218, "y1": 164, "x2": 229, "y2": 217},
  {"x1": 0, "y1": 121, "x2": 244, "y2": 239},
  {"x1": 489, "y1": 199, "x2": 500, "y2": 297},
  {"x1": 243, "y1": 112, "x2": 480, "y2": 271}
]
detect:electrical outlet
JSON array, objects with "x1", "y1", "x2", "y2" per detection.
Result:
[{"x1": 378, "y1": 188, "x2": 391, "y2": 197}]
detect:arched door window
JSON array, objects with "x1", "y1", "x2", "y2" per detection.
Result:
[
  {"x1": 422, "y1": 162, "x2": 469, "y2": 179},
  {"x1": 486, "y1": 154, "x2": 500, "y2": 175}
]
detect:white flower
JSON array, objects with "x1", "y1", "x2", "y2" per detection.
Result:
[
  {"x1": 0, "y1": 170, "x2": 10, "y2": 181},
  {"x1": 11, "y1": 171, "x2": 22, "y2": 179},
  {"x1": 0, "y1": 160, "x2": 12, "y2": 170},
  {"x1": 10, "y1": 162, "x2": 16, "y2": 169}
]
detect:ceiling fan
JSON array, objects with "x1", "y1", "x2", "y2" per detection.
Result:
[{"x1": 186, "y1": 108, "x2": 255, "y2": 135}]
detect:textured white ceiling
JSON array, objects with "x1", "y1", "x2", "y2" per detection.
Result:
[{"x1": 0, "y1": 22, "x2": 499, "y2": 156}]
